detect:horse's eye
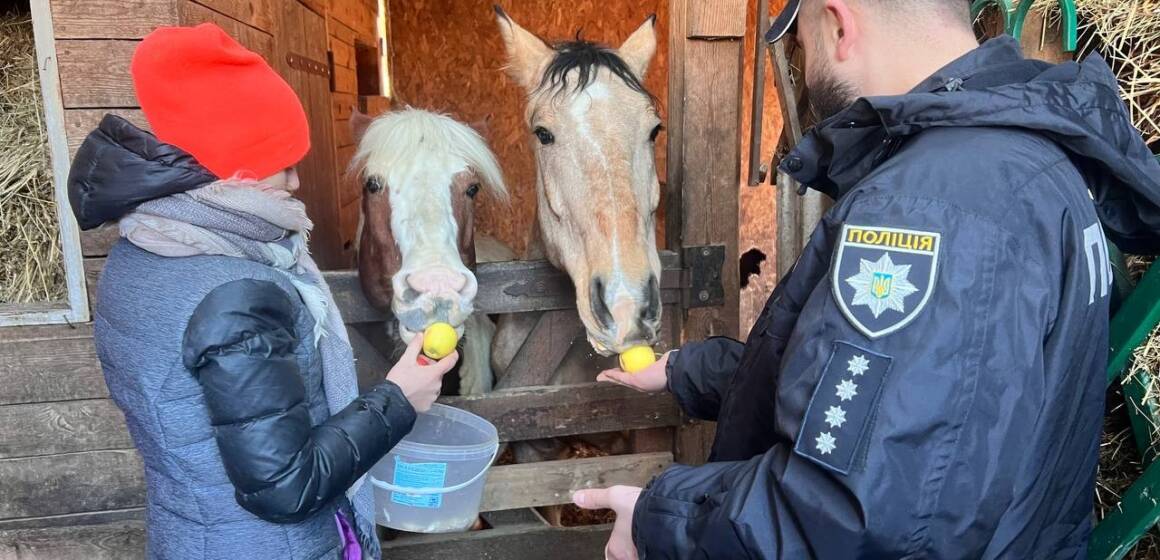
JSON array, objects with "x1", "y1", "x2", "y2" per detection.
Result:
[
  {"x1": 466, "y1": 183, "x2": 481, "y2": 198},
  {"x1": 533, "y1": 126, "x2": 555, "y2": 145},
  {"x1": 365, "y1": 177, "x2": 384, "y2": 193},
  {"x1": 649, "y1": 124, "x2": 663, "y2": 142}
]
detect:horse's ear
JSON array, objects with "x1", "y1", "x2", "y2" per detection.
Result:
[
  {"x1": 351, "y1": 109, "x2": 374, "y2": 145},
  {"x1": 494, "y1": 5, "x2": 553, "y2": 91},
  {"x1": 618, "y1": 15, "x2": 657, "y2": 80}
]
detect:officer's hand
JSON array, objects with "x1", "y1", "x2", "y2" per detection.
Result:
[
  {"x1": 386, "y1": 335, "x2": 458, "y2": 413},
  {"x1": 573, "y1": 485, "x2": 642, "y2": 560},
  {"x1": 596, "y1": 351, "x2": 671, "y2": 393}
]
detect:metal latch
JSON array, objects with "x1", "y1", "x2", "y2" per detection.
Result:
[{"x1": 682, "y1": 245, "x2": 726, "y2": 308}]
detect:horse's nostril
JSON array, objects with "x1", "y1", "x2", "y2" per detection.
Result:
[
  {"x1": 640, "y1": 274, "x2": 660, "y2": 323},
  {"x1": 590, "y1": 278, "x2": 613, "y2": 329}
]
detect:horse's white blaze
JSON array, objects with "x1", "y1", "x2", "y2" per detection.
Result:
[{"x1": 352, "y1": 108, "x2": 507, "y2": 338}]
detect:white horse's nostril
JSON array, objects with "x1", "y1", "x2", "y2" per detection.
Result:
[{"x1": 406, "y1": 266, "x2": 469, "y2": 294}]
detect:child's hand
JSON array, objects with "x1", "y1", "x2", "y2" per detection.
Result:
[{"x1": 386, "y1": 336, "x2": 458, "y2": 413}]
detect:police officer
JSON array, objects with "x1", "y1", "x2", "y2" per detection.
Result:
[{"x1": 573, "y1": 0, "x2": 1160, "y2": 557}]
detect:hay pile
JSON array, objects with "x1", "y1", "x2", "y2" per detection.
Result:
[
  {"x1": 0, "y1": 9, "x2": 65, "y2": 305},
  {"x1": 1028, "y1": 0, "x2": 1160, "y2": 148}
]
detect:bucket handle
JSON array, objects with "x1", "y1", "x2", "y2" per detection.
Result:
[{"x1": 369, "y1": 444, "x2": 499, "y2": 496}]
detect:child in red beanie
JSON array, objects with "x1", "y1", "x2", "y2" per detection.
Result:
[{"x1": 67, "y1": 23, "x2": 451, "y2": 560}]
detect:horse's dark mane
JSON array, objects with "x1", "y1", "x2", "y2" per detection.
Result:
[{"x1": 537, "y1": 37, "x2": 655, "y2": 104}]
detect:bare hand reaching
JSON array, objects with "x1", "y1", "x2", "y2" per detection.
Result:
[
  {"x1": 573, "y1": 485, "x2": 643, "y2": 560},
  {"x1": 596, "y1": 350, "x2": 672, "y2": 393},
  {"x1": 386, "y1": 335, "x2": 458, "y2": 412}
]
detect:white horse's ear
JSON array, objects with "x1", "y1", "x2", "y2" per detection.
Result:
[
  {"x1": 351, "y1": 109, "x2": 374, "y2": 145},
  {"x1": 494, "y1": 6, "x2": 554, "y2": 91},
  {"x1": 618, "y1": 15, "x2": 657, "y2": 80}
]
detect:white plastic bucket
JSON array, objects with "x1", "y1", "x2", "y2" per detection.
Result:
[{"x1": 369, "y1": 403, "x2": 499, "y2": 533}]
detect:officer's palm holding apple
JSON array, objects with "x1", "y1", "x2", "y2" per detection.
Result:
[{"x1": 597, "y1": 350, "x2": 672, "y2": 393}]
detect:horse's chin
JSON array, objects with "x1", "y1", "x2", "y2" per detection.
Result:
[
  {"x1": 397, "y1": 321, "x2": 467, "y2": 344},
  {"x1": 586, "y1": 336, "x2": 617, "y2": 357}
]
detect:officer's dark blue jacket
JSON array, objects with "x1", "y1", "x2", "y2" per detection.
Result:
[{"x1": 632, "y1": 37, "x2": 1160, "y2": 559}]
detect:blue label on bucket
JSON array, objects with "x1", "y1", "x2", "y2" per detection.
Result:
[{"x1": 390, "y1": 457, "x2": 447, "y2": 509}]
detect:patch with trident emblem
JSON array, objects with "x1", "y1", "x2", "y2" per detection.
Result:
[{"x1": 832, "y1": 224, "x2": 941, "y2": 339}]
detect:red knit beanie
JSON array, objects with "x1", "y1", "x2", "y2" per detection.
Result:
[{"x1": 131, "y1": 23, "x2": 310, "y2": 180}]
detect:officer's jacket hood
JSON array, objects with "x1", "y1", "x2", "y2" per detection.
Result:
[
  {"x1": 785, "y1": 36, "x2": 1160, "y2": 254},
  {"x1": 68, "y1": 114, "x2": 217, "y2": 231}
]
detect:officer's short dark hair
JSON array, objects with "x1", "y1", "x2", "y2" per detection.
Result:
[{"x1": 861, "y1": 0, "x2": 973, "y2": 28}]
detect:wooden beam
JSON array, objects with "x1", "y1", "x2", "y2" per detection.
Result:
[
  {"x1": 0, "y1": 399, "x2": 131, "y2": 459},
  {"x1": 84, "y1": 253, "x2": 684, "y2": 321},
  {"x1": 190, "y1": 0, "x2": 276, "y2": 32},
  {"x1": 495, "y1": 310, "x2": 583, "y2": 390},
  {"x1": 442, "y1": 383, "x2": 682, "y2": 443},
  {"x1": 178, "y1": 1, "x2": 275, "y2": 62},
  {"x1": 671, "y1": 0, "x2": 747, "y2": 465},
  {"x1": 333, "y1": 91, "x2": 357, "y2": 120},
  {"x1": 688, "y1": 0, "x2": 747, "y2": 38},
  {"x1": 479, "y1": 452, "x2": 671, "y2": 512},
  {"x1": 0, "y1": 335, "x2": 107, "y2": 406},
  {"x1": 0, "y1": 507, "x2": 142, "y2": 531},
  {"x1": 0, "y1": 450, "x2": 144, "y2": 519},
  {"x1": 49, "y1": 0, "x2": 176, "y2": 39},
  {"x1": 381, "y1": 521, "x2": 611, "y2": 560},
  {"x1": 664, "y1": 0, "x2": 687, "y2": 252},
  {"x1": 11, "y1": 0, "x2": 92, "y2": 328},
  {"x1": 333, "y1": 64, "x2": 358, "y2": 94},
  {"x1": 64, "y1": 109, "x2": 149, "y2": 159},
  {"x1": 329, "y1": 0, "x2": 375, "y2": 35},
  {"x1": 0, "y1": 520, "x2": 145, "y2": 560},
  {"x1": 81, "y1": 225, "x2": 122, "y2": 258},
  {"x1": 56, "y1": 40, "x2": 138, "y2": 108},
  {"x1": 328, "y1": 17, "x2": 358, "y2": 45},
  {"x1": 331, "y1": 39, "x2": 354, "y2": 69},
  {"x1": 0, "y1": 322, "x2": 92, "y2": 343}
]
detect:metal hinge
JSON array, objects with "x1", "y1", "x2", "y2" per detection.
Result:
[
  {"x1": 286, "y1": 52, "x2": 330, "y2": 79},
  {"x1": 682, "y1": 245, "x2": 726, "y2": 309}
]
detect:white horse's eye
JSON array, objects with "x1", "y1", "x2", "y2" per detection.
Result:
[
  {"x1": 365, "y1": 177, "x2": 384, "y2": 193},
  {"x1": 533, "y1": 126, "x2": 555, "y2": 145},
  {"x1": 649, "y1": 124, "x2": 663, "y2": 142},
  {"x1": 466, "y1": 183, "x2": 481, "y2": 198}
]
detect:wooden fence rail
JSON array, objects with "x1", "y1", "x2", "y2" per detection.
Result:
[{"x1": 82, "y1": 251, "x2": 684, "y2": 322}]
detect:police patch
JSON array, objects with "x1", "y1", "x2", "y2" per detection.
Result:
[
  {"x1": 794, "y1": 341, "x2": 893, "y2": 474},
  {"x1": 832, "y1": 224, "x2": 940, "y2": 339}
]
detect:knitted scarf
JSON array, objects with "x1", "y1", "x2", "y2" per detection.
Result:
[{"x1": 119, "y1": 181, "x2": 381, "y2": 560}]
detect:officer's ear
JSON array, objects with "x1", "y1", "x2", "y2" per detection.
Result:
[{"x1": 820, "y1": 0, "x2": 861, "y2": 63}]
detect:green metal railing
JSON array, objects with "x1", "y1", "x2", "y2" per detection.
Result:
[
  {"x1": 1089, "y1": 255, "x2": 1160, "y2": 559},
  {"x1": 971, "y1": 0, "x2": 1078, "y2": 52}
]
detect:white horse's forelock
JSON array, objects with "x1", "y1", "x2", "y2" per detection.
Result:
[{"x1": 350, "y1": 107, "x2": 508, "y2": 202}]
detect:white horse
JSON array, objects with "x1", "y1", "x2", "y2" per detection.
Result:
[{"x1": 350, "y1": 108, "x2": 509, "y2": 395}]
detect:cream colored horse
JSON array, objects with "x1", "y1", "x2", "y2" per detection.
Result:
[
  {"x1": 351, "y1": 108, "x2": 509, "y2": 395},
  {"x1": 492, "y1": 10, "x2": 664, "y2": 390}
]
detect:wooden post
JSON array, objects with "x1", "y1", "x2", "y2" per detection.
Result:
[
  {"x1": 667, "y1": 0, "x2": 747, "y2": 465},
  {"x1": 2, "y1": 0, "x2": 92, "y2": 327},
  {"x1": 770, "y1": 40, "x2": 829, "y2": 278}
]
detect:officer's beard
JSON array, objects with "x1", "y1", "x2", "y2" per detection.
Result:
[{"x1": 806, "y1": 62, "x2": 858, "y2": 124}]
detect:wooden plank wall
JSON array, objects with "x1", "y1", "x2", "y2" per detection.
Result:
[
  {"x1": 326, "y1": 0, "x2": 387, "y2": 263},
  {"x1": 387, "y1": 0, "x2": 670, "y2": 257},
  {"x1": 51, "y1": 0, "x2": 356, "y2": 270}
]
